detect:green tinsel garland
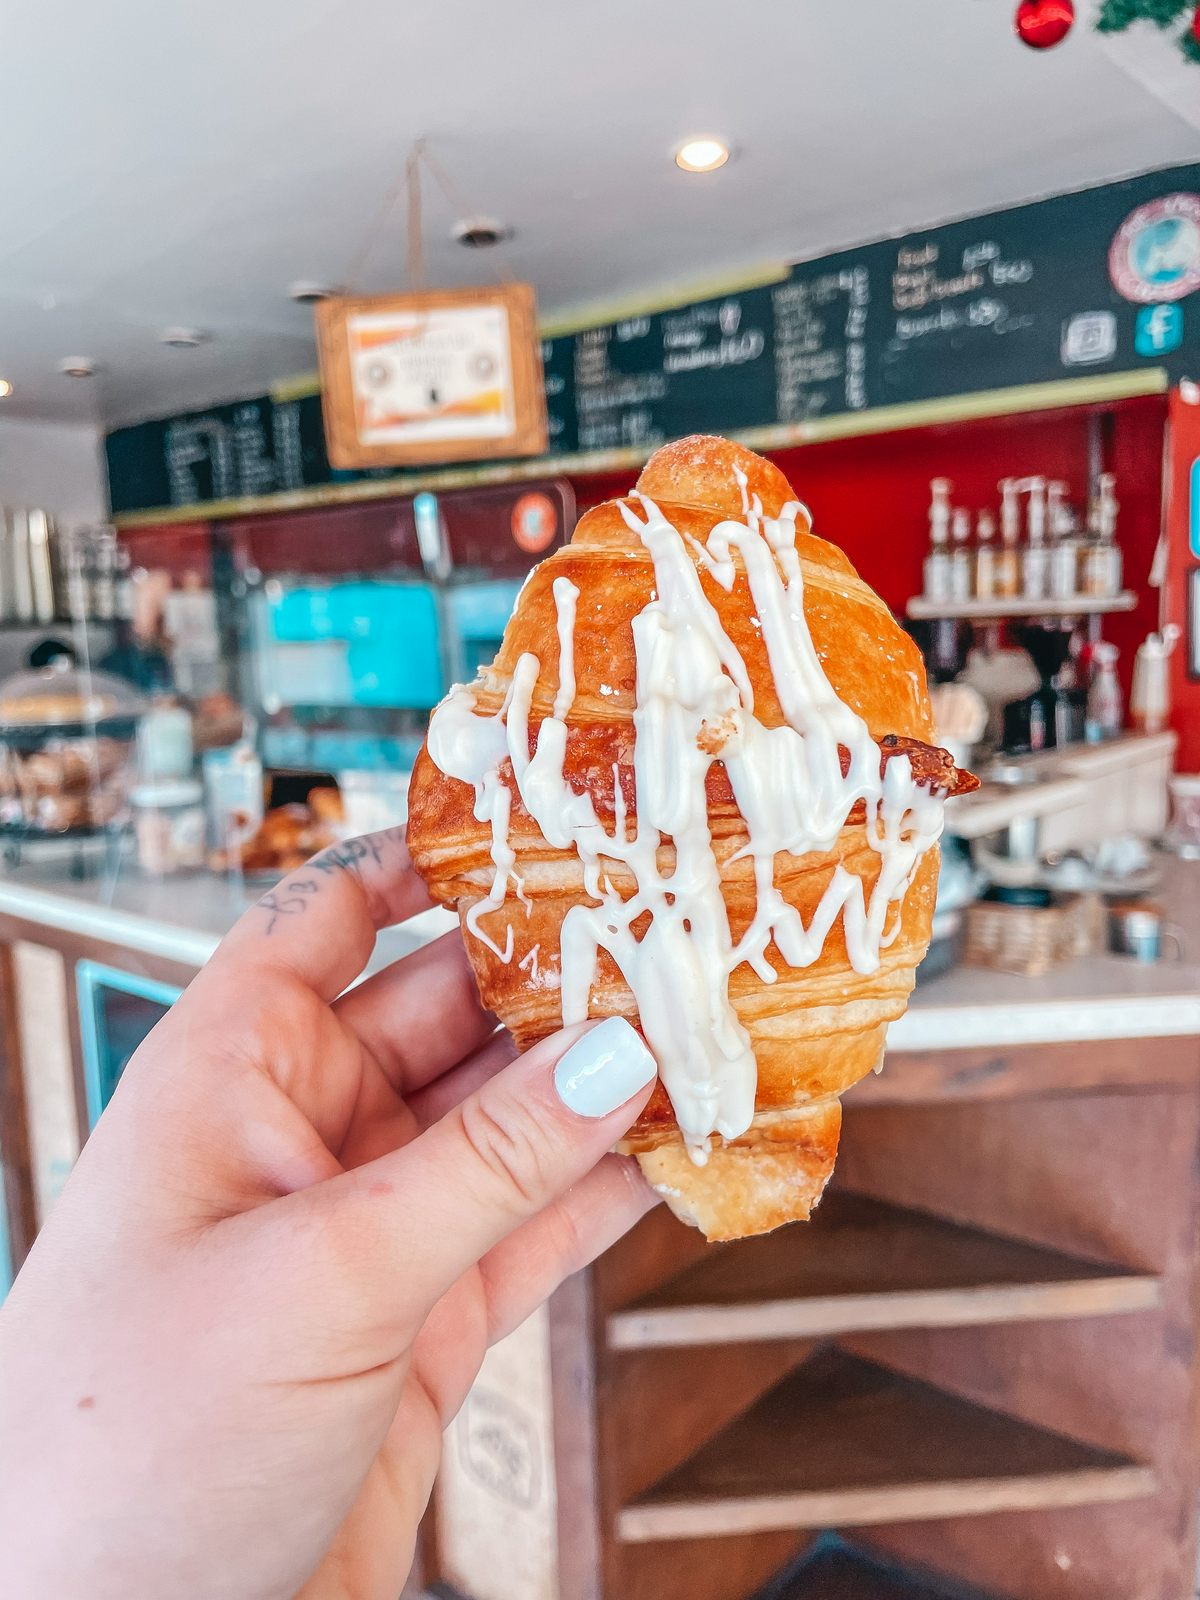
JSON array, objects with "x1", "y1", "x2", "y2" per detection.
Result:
[
  {"x1": 1096, "y1": 0, "x2": 1188, "y2": 26},
  {"x1": 1095, "y1": 0, "x2": 1200, "y2": 62}
]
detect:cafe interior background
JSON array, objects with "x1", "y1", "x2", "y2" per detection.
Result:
[{"x1": 4, "y1": 2, "x2": 1200, "y2": 1596}]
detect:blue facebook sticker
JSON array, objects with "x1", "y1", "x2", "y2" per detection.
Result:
[{"x1": 1135, "y1": 303, "x2": 1183, "y2": 357}]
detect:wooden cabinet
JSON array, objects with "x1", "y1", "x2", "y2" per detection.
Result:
[{"x1": 429, "y1": 1034, "x2": 1200, "y2": 1600}]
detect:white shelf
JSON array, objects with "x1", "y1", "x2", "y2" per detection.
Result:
[{"x1": 907, "y1": 592, "x2": 1137, "y2": 621}]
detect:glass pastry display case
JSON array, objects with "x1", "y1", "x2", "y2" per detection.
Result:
[{"x1": 0, "y1": 659, "x2": 145, "y2": 848}]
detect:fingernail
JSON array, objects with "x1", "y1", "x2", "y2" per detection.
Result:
[{"x1": 554, "y1": 1018, "x2": 657, "y2": 1118}]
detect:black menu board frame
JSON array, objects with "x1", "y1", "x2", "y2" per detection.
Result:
[{"x1": 108, "y1": 163, "x2": 1200, "y2": 519}]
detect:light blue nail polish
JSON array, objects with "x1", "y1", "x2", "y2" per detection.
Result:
[{"x1": 554, "y1": 1018, "x2": 657, "y2": 1118}]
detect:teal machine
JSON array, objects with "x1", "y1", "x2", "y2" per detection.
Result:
[{"x1": 241, "y1": 490, "x2": 543, "y2": 774}]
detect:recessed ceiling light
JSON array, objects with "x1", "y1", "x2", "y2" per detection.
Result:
[
  {"x1": 0, "y1": 380, "x2": 12, "y2": 398},
  {"x1": 452, "y1": 217, "x2": 511, "y2": 248},
  {"x1": 288, "y1": 281, "x2": 341, "y2": 304},
  {"x1": 675, "y1": 137, "x2": 730, "y2": 174},
  {"x1": 58, "y1": 357, "x2": 98, "y2": 378},
  {"x1": 159, "y1": 327, "x2": 210, "y2": 349}
]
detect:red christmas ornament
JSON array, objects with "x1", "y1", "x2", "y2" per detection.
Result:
[
  {"x1": 1014, "y1": 0, "x2": 1076, "y2": 49},
  {"x1": 1192, "y1": 3, "x2": 1200, "y2": 45}
]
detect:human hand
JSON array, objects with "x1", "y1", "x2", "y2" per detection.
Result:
[{"x1": 0, "y1": 829, "x2": 659, "y2": 1600}]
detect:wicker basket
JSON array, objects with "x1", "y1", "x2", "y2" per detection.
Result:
[{"x1": 962, "y1": 892, "x2": 1104, "y2": 978}]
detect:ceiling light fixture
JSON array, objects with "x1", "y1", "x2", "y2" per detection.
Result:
[
  {"x1": 0, "y1": 380, "x2": 12, "y2": 398},
  {"x1": 452, "y1": 217, "x2": 511, "y2": 248},
  {"x1": 288, "y1": 281, "x2": 341, "y2": 304},
  {"x1": 58, "y1": 358, "x2": 98, "y2": 379},
  {"x1": 674, "y1": 137, "x2": 731, "y2": 174},
  {"x1": 159, "y1": 327, "x2": 210, "y2": 349}
]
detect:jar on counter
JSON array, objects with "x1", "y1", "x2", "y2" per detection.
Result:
[
  {"x1": 133, "y1": 779, "x2": 206, "y2": 875},
  {"x1": 137, "y1": 695, "x2": 194, "y2": 780},
  {"x1": 202, "y1": 742, "x2": 264, "y2": 851}
]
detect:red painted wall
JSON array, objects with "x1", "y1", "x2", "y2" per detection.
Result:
[
  {"x1": 572, "y1": 395, "x2": 1168, "y2": 694},
  {"x1": 118, "y1": 395, "x2": 1173, "y2": 723},
  {"x1": 1164, "y1": 389, "x2": 1200, "y2": 773}
]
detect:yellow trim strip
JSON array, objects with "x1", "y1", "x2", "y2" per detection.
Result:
[
  {"x1": 113, "y1": 368, "x2": 1170, "y2": 530},
  {"x1": 538, "y1": 262, "x2": 790, "y2": 338},
  {"x1": 269, "y1": 370, "x2": 321, "y2": 403}
]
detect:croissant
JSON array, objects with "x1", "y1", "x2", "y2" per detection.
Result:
[{"x1": 407, "y1": 436, "x2": 976, "y2": 1241}]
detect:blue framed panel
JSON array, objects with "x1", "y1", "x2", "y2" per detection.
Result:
[{"x1": 76, "y1": 962, "x2": 182, "y2": 1131}]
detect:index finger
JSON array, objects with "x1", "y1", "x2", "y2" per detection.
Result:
[{"x1": 205, "y1": 828, "x2": 435, "y2": 1002}]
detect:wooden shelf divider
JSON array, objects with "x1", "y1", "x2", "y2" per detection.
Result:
[
  {"x1": 616, "y1": 1349, "x2": 1155, "y2": 1544},
  {"x1": 607, "y1": 1192, "x2": 1160, "y2": 1350}
]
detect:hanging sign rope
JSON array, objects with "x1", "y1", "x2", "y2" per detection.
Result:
[{"x1": 316, "y1": 140, "x2": 546, "y2": 469}]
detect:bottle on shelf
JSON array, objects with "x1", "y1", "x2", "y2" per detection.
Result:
[
  {"x1": 1083, "y1": 472, "x2": 1122, "y2": 599},
  {"x1": 63, "y1": 528, "x2": 92, "y2": 622},
  {"x1": 1016, "y1": 476, "x2": 1048, "y2": 603},
  {"x1": 995, "y1": 478, "x2": 1022, "y2": 600},
  {"x1": 973, "y1": 510, "x2": 997, "y2": 602},
  {"x1": 91, "y1": 528, "x2": 117, "y2": 621},
  {"x1": 27, "y1": 509, "x2": 56, "y2": 626},
  {"x1": 114, "y1": 545, "x2": 134, "y2": 624},
  {"x1": 1130, "y1": 624, "x2": 1180, "y2": 735},
  {"x1": 1085, "y1": 642, "x2": 1123, "y2": 743},
  {"x1": 1048, "y1": 480, "x2": 1081, "y2": 603},
  {"x1": 10, "y1": 510, "x2": 33, "y2": 623},
  {"x1": 949, "y1": 507, "x2": 973, "y2": 603},
  {"x1": 922, "y1": 477, "x2": 953, "y2": 604},
  {"x1": 137, "y1": 693, "x2": 195, "y2": 781}
]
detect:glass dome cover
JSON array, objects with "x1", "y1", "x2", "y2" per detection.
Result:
[{"x1": 0, "y1": 657, "x2": 146, "y2": 737}]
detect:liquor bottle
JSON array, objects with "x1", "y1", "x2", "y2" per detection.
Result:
[
  {"x1": 1019, "y1": 476, "x2": 1049, "y2": 602},
  {"x1": 1085, "y1": 642, "x2": 1123, "y2": 743},
  {"x1": 974, "y1": 510, "x2": 997, "y2": 602},
  {"x1": 1048, "y1": 481, "x2": 1081, "y2": 603},
  {"x1": 995, "y1": 479, "x2": 1022, "y2": 599},
  {"x1": 1083, "y1": 472, "x2": 1122, "y2": 599},
  {"x1": 922, "y1": 477, "x2": 953, "y2": 604},
  {"x1": 114, "y1": 545, "x2": 134, "y2": 624},
  {"x1": 95, "y1": 537, "x2": 116, "y2": 619},
  {"x1": 949, "y1": 507, "x2": 973, "y2": 604}
]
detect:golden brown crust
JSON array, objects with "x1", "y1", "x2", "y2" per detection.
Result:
[
  {"x1": 634, "y1": 1099, "x2": 842, "y2": 1243},
  {"x1": 406, "y1": 435, "x2": 970, "y2": 1240}
]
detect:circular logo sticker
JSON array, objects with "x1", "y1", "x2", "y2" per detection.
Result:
[
  {"x1": 511, "y1": 491, "x2": 558, "y2": 554},
  {"x1": 1109, "y1": 194, "x2": 1200, "y2": 304}
]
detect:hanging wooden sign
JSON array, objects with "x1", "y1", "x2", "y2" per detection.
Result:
[{"x1": 315, "y1": 282, "x2": 547, "y2": 469}]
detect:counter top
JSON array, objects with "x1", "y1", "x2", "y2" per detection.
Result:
[
  {"x1": 0, "y1": 846, "x2": 1195, "y2": 1051},
  {"x1": 894, "y1": 951, "x2": 1200, "y2": 1051},
  {"x1": 0, "y1": 846, "x2": 455, "y2": 976}
]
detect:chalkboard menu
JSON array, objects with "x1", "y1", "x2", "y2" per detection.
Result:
[
  {"x1": 107, "y1": 163, "x2": 1200, "y2": 516},
  {"x1": 106, "y1": 393, "x2": 326, "y2": 514}
]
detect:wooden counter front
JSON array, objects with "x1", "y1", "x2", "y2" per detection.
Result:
[
  {"x1": 0, "y1": 859, "x2": 1198, "y2": 1599},
  {"x1": 430, "y1": 1033, "x2": 1200, "y2": 1600}
]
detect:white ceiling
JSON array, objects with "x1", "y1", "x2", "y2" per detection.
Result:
[{"x1": 1, "y1": 0, "x2": 1197, "y2": 430}]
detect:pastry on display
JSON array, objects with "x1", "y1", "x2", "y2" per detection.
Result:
[
  {"x1": 407, "y1": 436, "x2": 977, "y2": 1240},
  {"x1": 0, "y1": 691, "x2": 118, "y2": 726},
  {"x1": 210, "y1": 787, "x2": 343, "y2": 876}
]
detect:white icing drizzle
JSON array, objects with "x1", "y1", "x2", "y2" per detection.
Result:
[
  {"x1": 551, "y1": 577, "x2": 580, "y2": 719},
  {"x1": 426, "y1": 477, "x2": 946, "y2": 1158}
]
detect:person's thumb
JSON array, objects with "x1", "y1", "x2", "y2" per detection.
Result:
[{"x1": 289, "y1": 1017, "x2": 658, "y2": 1330}]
